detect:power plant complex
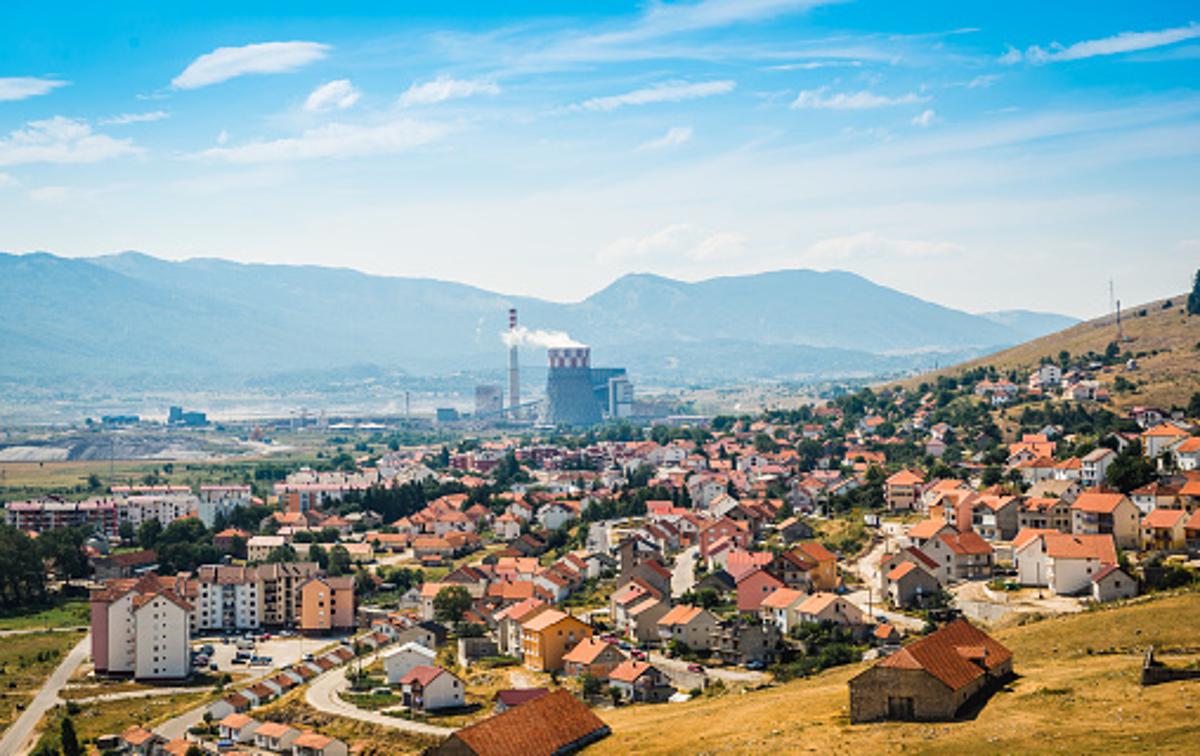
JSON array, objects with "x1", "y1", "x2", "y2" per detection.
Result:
[{"x1": 473, "y1": 308, "x2": 633, "y2": 427}]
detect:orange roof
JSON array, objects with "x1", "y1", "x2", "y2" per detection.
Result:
[
  {"x1": 1072, "y1": 492, "x2": 1130, "y2": 514},
  {"x1": 447, "y1": 689, "x2": 609, "y2": 756},
  {"x1": 907, "y1": 518, "x2": 949, "y2": 540},
  {"x1": 561, "y1": 637, "x2": 618, "y2": 665},
  {"x1": 887, "y1": 562, "x2": 918, "y2": 581},
  {"x1": 875, "y1": 619, "x2": 1011, "y2": 691},
  {"x1": 939, "y1": 531, "x2": 993, "y2": 556},
  {"x1": 796, "y1": 591, "x2": 841, "y2": 615},
  {"x1": 522, "y1": 609, "x2": 584, "y2": 633},
  {"x1": 293, "y1": 732, "x2": 337, "y2": 749},
  {"x1": 1043, "y1": 533, "x2": 1117, "y2": 563},
  {"x1": 657, "y1": 604, "x2": 703, "y2": 626},
  {"x1": 793, "y1": 540, "x2": 837, "y2": 563},
  {"x1": 219, "y1": 713, "x2": 255, "y2": 729},
  {"x1": 253, "y1": 722, "x2": 297, "y2": 738},
  {"x1": 887, "y1": 470, "x2": 925, "y2": 486},
  {"x1": 121, "y1": 726, "x2": 156, "y2": 746},
  {"x1": 1143, "y1": 423, "x2": 1189, "y2": 438},
  {"x1": 608, "y1": 659, "x2": 655, "y2": 683},
  {"x1": 1141, "y1": 508, "x2": 1187, "y2": 529},
  {"x1": 759, "y1": 587, "x2": 805, "y2": 610},
  {"x1": 1012, "y1": 527, "x2": 1059, "y2": 550}
]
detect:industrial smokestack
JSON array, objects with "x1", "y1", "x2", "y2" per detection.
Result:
[{"x1": 508, "y1": 308, "x2": 520, "y2": 414}]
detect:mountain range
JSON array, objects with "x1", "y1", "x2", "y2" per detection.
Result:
[{"x1": 0, "y1": 251, "x2": 1079, "y2": 387}]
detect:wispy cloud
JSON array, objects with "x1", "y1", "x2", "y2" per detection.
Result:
[
  {"x1": 911, "y1": 109, "x2": 937, "y2": 127},
  {"x1": 598, "y1": 223, "x2": 746, "y2": 263},
  {"x1": 1002, "y1": 22, "x2": 1200, "y2": 64},
  {"x1": 807, "y1": 231, "x2": 963, "y2": 261},
  {"x1": 172, "y1": 41, "x2": 330, "y2": 89},
  {"x1": 0, "y1": 172, "x2": 18, "y2": 188},
  {"x1": 0, "y1": 117, "x2": 139, "y2": 166},
  {"x1": 398, "y1": 76, "x2": 501, "y2": 107},
  {"x1": 580, "y1": 80, "x2": 735, "y2": 112},
  {"x1": 0, "y1": 77, "x2": 69, "y2": 101},
  {"x1": 967, "y1": 74, "x2": 1000, "y2": 89},
  {"x1": 791, "y1": 87, "x2": 928, "y2": 110},
  {"x1": 588, "y1": 0, "x2": 840, "y2": 46},
  {"x1": 100, "y1": 111, "x2": 169, "y2": 126},
  {"x1": 765, "y1": 60, "x2": 863, "y2": 71},
  {"x1": 193, "y1": 119, "x2": 449, "y2": 163},
  {"x1": 636, "y1": 126, "x2": 694, "y2": 151},
  {"x1": 304, "y1": 79, "x2": 361, "y2": 112}
]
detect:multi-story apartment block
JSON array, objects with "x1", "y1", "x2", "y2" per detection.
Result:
[
  {"x1": 198, "y1": 485, "x2": 253, "y2": 528},
  {"x1": 194, "y1": 565, "x2": 263, "y2": 632},
  {"x1": 91, "y1": 574, "x2": 192, "y2": 681},
  {"x1": 4, "y1": 497, "x2": 120, "y2": 537}
]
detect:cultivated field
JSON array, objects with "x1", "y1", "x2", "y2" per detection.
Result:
[{"x1": 595, "y1": 590, "x2": 1200, "y2": 754}]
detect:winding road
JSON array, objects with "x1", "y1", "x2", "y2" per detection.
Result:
[
  {"x1": 305, "y1": 651, "x2": 454, "y2": 737},
  {"x1": 0, "y1": 633, "x2": 90, "y2": 756}
]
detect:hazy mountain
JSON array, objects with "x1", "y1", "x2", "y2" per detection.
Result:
[
  {"x1": 0, "y1": 251, "x2": 1066, "y2": 387},
  {"x1": 978, "y1": 309, "x2": 1081, "y2": 341}
]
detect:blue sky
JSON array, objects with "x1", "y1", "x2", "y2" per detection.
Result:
[{"x1": 1, "y1": 1, "x2": 1198, "y2": 318}]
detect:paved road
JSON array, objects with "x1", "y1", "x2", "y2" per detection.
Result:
[
  {"x1": 305, "y1": 652, "x2": 454, "y2": 737},
  {"x1": 65, "y1": 687, "x2": 197, "y2": 705},
  {"x1": 0, "y1": 626, "x2": 88, "y2": 638},
  {"x1": 647, "y1": 651, "x2": 766, "y2": 689},
  {"x1": 671, "y1": 546, "x2": 698, "y2": 599},
  {"x1": 0, "y1": 633, "x2": 90, "y2": 756},
  {"x1": 154, "y1": 698, "x2": 209, "y2": 742}
]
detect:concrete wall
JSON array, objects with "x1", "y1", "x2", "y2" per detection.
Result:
[{"x1": 850, "y1": 667, "x2": 975, "y2": 723}]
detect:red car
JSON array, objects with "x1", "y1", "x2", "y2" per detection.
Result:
[
  {"x1": 632, "y1": 650, "x2": 647, "y2": 661},
  {"x1": 687, "y1": 663, "x2": 704, "y2": 673}
]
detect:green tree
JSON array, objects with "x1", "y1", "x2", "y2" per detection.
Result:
[
  {"x1": 328, "y1": 545, "x2": 352, "y2": 577},
  {"x1": 0, "y1": 524, "x2": 48, "y2": 606},
  {"x1": 307, "y1": 544, "x2": 329, "y2": 570},
  {"x1": 60, "y1": 716, "x2": 81, "y2": 756},
  {"x1": 1188, "y1": 392, "x2": 1200, "y2": 419},
  {"x1": 1189, "y1": 269, "x2": 1200, "y2": 315},
  {"x1": 580, "y1": 673, "x2": 602, "y2": 697},
  {"x1": 37, "y1": 526, "x2": 91, "y2": 579},
  {"x1": 118, "y1": 521, "x2": 135, "y2": 544},
  {"x1": 1105, "y1": 443, "x2": 1157, "y2": 493},
  {"x1": 433, "y1": 585, "x2": 472, "y2": 624},
  {"x1": 265, "y1": 544, "x2": 297, "y2": 563},
  {"x1": 137, "y1": 518, "x2": 163, "y2": 549}
]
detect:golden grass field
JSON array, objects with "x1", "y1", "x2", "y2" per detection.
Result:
[
  {"x1": 594, "y1": 590, "x2": 1200, "y2": 755},
  {"x1": 897, "y1": 294, "x2": 1200, "y2": 411}
]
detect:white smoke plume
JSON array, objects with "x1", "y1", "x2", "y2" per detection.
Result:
[{"x1": 501, "y1": 326, "x2": 584, "y2": 349}]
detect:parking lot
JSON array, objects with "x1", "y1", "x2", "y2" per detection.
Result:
[{"x1": 191, "y1": 632, "x2": 353, "y2": 674}]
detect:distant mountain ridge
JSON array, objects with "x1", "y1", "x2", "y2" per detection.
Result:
[{"x1": 0, "y1": 251, "x2": 1076, "y2": 386}]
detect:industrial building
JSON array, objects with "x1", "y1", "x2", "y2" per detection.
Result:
[
  {"x1": 544, "y1": 346, "x2": 634, "y2": 427},
  {"x1": 474, "y1": 384, "x2": 503, "y2": 416}
]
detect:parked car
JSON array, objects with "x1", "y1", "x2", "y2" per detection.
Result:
[
  {"x1": 302, "y1": 653, "x2": 314, "y2": 662},
  {"x1": 687, "y1": 663, "x2": 705, "y2": 673},
  {"x1": 745, "y1": 660, "x2": 765, "y2": 671},
  {"x1": 209, "y1": 662, "x2": 219, "y2": 672},
  {"x1": 236, "y1": 639, "x2": 255, "y2": 651},
  {"x1": 258, "y1": 633, "x2": 271, "y2": 641},
  {"x1": 200, "y1": 644, "x2": 215, "y2": 656},
  {"x1": 618, "y1": 642, "x2": 632, "y2": 651},
  {"x1": 632, "y1": 650, "x2": 647, "y2": 661}
]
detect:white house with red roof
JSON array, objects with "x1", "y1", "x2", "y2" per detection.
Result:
[
  {"x1": 1014, "y1": 530, "x2": 1117, "y2": 595},
  {"x1": 399, "y1": 665, "x2": 465, "y2": 712},
  {"x1": 1071, "y1": 491, "x2": 1139, "y2": 549}
]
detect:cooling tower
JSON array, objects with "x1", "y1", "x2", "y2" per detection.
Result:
[{"x1": 545, "y1": 346, "x2": 603, "y2": 426}]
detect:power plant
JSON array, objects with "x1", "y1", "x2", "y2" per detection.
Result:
[
  {"x1": 507, "y1": 308, "x2": 520, "y2": 413},
  {"x1": 480, "y1": 307, "x2": 632, "y2": 427}
]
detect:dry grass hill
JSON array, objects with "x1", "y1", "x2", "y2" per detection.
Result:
[
  {"x1": 897, "y1": 294, "x2": 1199, "y2": 411},
  {"x1": 595, "y1": 590, "x2": 1200, "y2": 754}
]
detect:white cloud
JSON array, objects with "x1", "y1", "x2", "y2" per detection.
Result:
[
  {"x1": 967, "y1": 74, "x2": 1000, "y2": 89},
  {"x1": 398, "y1": 76, "x2": 500, "y2": 107},
  {"x1": 791, "y1": 87, "x2": 929, "y2": 110},
  {"x1": 0, "y1": 117, "x2": 139, "y2": 166},
  {"x1": 304, "y1": 79, "x2": 361, "y2": 112},
  {"x1": 172, "y1": 41, "x2": 330, "y2": 89},
  {"x1": 1003, "y1": 23, "x2": 1200, "y2": 64},
  {"x1": 911, "y1": 109, "x2": 937, "y2": 127},
  {"x1": 28, "y1": 185, "x2": 71, "y2": 203},
  {"x1": 217, "y1": 130, "x2": 230, "y2": 145},
  {"x1": 766, "y1": 60, "x2": 863, "y2": 71},
  {"x1": 100, "y1": 111, "x2": 169, "y2": 126},
  {"x1": 580, "y1": 80, "x2": 735, "y2": 112},
  {"x1": 807, "y1": 231, "x2": 963, "y2": 261},
  {"x1": 598, "y1": 223, "x2": 746, "y2": 263},
  {"x1": 193, "y1": 118, "x2": 449, "y2": 163},
  {"x1": 0, "y1": 77, "x2": 69, "y2": 101},
  {"x1": 636, "y1": 126, "x2": 694, "y2": 151},
  {"x1": 0, "y1": 172, "x2": 18, "y2": 188}
]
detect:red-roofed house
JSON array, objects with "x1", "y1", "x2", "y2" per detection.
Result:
[
  {"x1": 1071, "y1": 491, "x2": 1139, "y2": 549},
  {"x1": 1015, "y1": 532, "x2": 1118, "y2": 595},
  {"x1": 657, "y1": 604, "x2": 719, "y2": 650},
  {"x1": 885, "y1": 470, "x2": 925, "y2": 511},
  {"x1": 885, "y1": 560, "x2": 940, "y2": 609},
  {"x1": 735, "y1": 568, "x2": 784, "y2": 613},
  {"x1": 399, "y1": 665, "x2": 465, "y2": 712},
  {"x1": 849, "y1": 619, "x2": 1012, "y2": 722},
  {"x1": 1141, "y1": 508, "x2": 1188, "y2": 551}
]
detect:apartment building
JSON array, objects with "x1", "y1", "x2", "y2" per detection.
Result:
[
  {"x1": 91, "y1": 573, "x2": 192, "y2": 681},
  {"x1": 5, "y1": 497, "x2": 120, "y2": 537},
  {"x1": 194, "y1": 565, "x2": 262, "y2": 632}
]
